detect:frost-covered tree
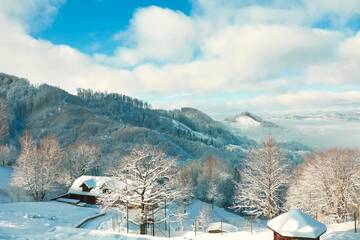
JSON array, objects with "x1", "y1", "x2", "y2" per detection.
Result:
[
  {"x1": 0, "y1": 97, "x2": 9, "y2": 144},
  {"x1": 98, "y1": 145, "x2": 189, "y2": 234},
  {"x1": 61, "y1": 142, "x2": 100, "y2": 185},
  {"x1": 233, "y1": 137, "x2": 288, "y2": 219},
  {"x1": 196, "y1": 157, "x2": 231, "y2": 206},
  {"x1": 197, "y1": 204, "x2": 211, "y2": 231},
  {"x1": 286, "y1": 149, "x2": 360, "y2": 222},
  {"x1": 12, "y1": 133, "x2": 63, "y2": 201},
  {"x1": 0, "y1": 145, "x2": 11, "y2": 166}
]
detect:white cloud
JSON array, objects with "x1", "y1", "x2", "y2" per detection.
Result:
[
  {"x1": 0, "y1": 0, "x2": 64, "y2": 33},
  {"x1": 110, "y1": 6, "x2": 197, "y2": 67},
  {"x1": 0, "y1": 0, "x2": 360, "y2": 113}
]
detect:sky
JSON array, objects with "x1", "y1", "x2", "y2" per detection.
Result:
[{"x1": 0, "y1": 0, "x2": 360, "y2": 117}]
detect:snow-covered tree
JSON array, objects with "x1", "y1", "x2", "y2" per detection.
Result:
[
  {"x1": 0, "y1": 97, "x2": 9, "y2": 144},
  {"x1": 12, "y1": 133, "x2": 63, "y2": 201},
  {"x1": 286, "y1": 149, "x2": 360, "y2": 222},
  {"x1": 196, "y1": 157, "x2": 231, "y2": 206},
  {"x1": 61, "y1": 142, "x2": 100, "y2": 185},
  {"x1": 233, "y1": 137, "x2": 288, "y2": 219},
  {"x1": 197, "y1": 204, "x2": 211, "y2": 230},
  {"x1": 0, "y1": 144, "x2": 11, "y2": 166},
  {"x1": 98, "y1": 145, "x2": 189, "y2": 235}
]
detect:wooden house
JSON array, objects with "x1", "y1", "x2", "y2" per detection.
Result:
[
  {"x1": 267, "y1": 210, "x2": 327, "y2": 240},
  {"x1": 57, "y1": 176, "x2": 112, "y2": 205}
]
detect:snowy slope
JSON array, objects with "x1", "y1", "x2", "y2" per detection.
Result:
[
  {"x1": 0, "y1": 167, "x2": 12, "y2": 203},
  {"x1": 0, "y1": 201, "x2": 99, "y2": 239}
]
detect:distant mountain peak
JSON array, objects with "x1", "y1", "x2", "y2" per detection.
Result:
[{"x1": 225, "y1": 111, "x2": 280, "y2": 128}]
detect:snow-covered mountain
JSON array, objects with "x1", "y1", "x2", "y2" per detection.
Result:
[
  {"x1": 272, "y1": 110, "x2": 360, "y2": 122},
  {"x1": 224, "y1": 112, "x2": 280, "y2": 129}
]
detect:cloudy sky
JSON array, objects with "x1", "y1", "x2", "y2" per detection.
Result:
[{"x1": 1, "y1": 0, "x2": 360, "y2": 117}]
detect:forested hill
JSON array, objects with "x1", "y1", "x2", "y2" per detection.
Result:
[{"x1": 0, "y1": 73, "x2": 256, "y2": 171}]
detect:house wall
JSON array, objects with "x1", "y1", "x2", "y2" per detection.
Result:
[
  {"x1": 66, "y1": 193, "x2": 97, "y2": 204},
  {"x1": 273, "y1": 232, "x2": 319, "y2": 240}
]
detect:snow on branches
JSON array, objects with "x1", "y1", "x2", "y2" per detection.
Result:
[
  {"x1": 12, "y1": 132, "x2": 63, "y2": 201},
  {"x1": 233, "y1": 137, "x2": 288, "y2": 219},
  {"x1": 286, "y1": 148, "x2": 360, "y2": 222},
  {"x1": 62, "y1": 142, "x2": 100, "y2": 185},
  {"x1": 98, "y1": 145, "x2": 190, "y2": 234}
]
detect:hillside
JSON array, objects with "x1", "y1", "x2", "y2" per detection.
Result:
[{"x1": 0, "y1": 73, "x2": 255, "y2": 171}]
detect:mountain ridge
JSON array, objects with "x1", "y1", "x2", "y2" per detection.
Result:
[{"x1": 0, "y1": 73, "x2": 254, "y2": 171}]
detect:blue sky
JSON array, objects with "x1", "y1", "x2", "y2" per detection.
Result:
[
  {"x1": 1, "y1": 0, "x2": 360, "y2": 116},
  {"x1": 34, "y1": 0, "x2": 192, "y2": 54}
]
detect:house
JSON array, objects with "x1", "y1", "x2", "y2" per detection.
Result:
[
  {"x1": 57, "y1": 176, "x2": 113, "y2": 205},
  {"x1": 206, "y1": 222, "x2": 238, "y2": 233},
  {"x1": 267, "y1": 209, "x2": 327, "y2": 240}
]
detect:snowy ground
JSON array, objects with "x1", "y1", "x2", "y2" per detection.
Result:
[
  {"x1": 0, "y1": 201, "x2": 99, "y2": 239},
  {"x1": 81, "y1": 200, "x2": 262, "y2": 235},
  {"x1": 21, "y1": 222, "x2": 360, "y2": 240},
  {"x1": 0, "y1": 199, "x2": 358, "y2": 239}
]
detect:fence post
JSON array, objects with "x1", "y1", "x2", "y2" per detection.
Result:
[
  {"x1": 250, "y1": 218, "x2": 253, "y2": 235},
  {"x1": 168, "y1": 219, "x2": 171, "y2": 238},
  {"x1": 355, "y1": 212, "x2": 357, "y2": 233},
  {"x1": 164, "y1": 199, "x2": 167, "y2": 231},
  {"x1": 126, "y1": 201, "x2": 129, "y2": 234}
]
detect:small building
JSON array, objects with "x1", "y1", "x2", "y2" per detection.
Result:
[
  {"x1": 58, "y1": 176, "x2": 113, "y2": 205},
  {"x1": 267, "y1": 209, "x2": 327, "y2": 240},
  {"x1": 206, "y1": 222, "x2": 238, "y2": 233}
]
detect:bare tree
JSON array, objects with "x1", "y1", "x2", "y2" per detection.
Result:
[
  {"x1": 12, "y1": 133, "x2": 63, "y2": 201},
  {"x1": 98, "y1": 145, "x2": 189, "y2": 235},
  {"x1": 233, "y1": 137, "x2": 288, "y2": 219},
  {"x1": 286, "y1": 149, "x2": 360, "y2": 222},
  {"x1": 0, "y1": 97, "x2": 9, "y2": 144},
  {"x1": 62, "y1": 142, "x2": 100, "y2": 185}
]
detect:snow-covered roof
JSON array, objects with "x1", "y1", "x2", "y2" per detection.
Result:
[
  {"x1": 207, "y1": 222, "x2": 238, "y2": 233},
  {"x1": 68, "y1": 176, "x2": 112, "y2": 197},
  {"x1": 267, "y1": 209, "x2": 327, "y2": 238},
  {"x1": 82, "y1": 179, "x2": 96, "y2": 189}
]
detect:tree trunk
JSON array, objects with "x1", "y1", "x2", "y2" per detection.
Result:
[
  {"x1": 140, "y1": 200, "x2": 147, "y2": 234},
  {"x1": 140, "y1": 222, "x2": 147, "y2": 234}
]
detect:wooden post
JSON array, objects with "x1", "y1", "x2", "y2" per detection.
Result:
[
  {"x1": 164, "y1": 199, "x2": 167, "y2": 231},
  {"x1": 152, "y1": 210, "x2": 155, "y2": 236},
  {"x1": 250, "y1": 218, "x2": 253, "y2": 235},
  {"x1": 355, "y1": 212, "x2": 357, "y2": 233},
  {"x1": 168, "y1": 218, "x2": 171, "y2": 238},
  {"x1": 126, "y1": 201, "x2": 129, "y2": 233}
]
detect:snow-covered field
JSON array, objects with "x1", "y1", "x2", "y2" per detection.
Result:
[
  {"x1": 0, "y1": 201, "x2": 99, "y2": 239},
  {"x1": 21, "y1": 222, "x2": 360, "y2": 240},
  {"x1": 0, "y1": 200, "x2": 358, "y2": 240}
]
